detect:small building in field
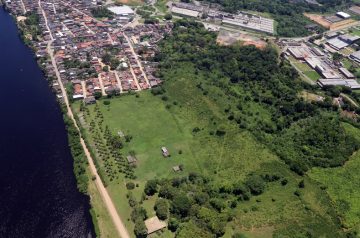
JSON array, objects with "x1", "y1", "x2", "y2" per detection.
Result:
[
  {"x1": 173, "y1": 165, "x2": 182, "y2": 172},
  {"x1": 161, "y1": 147, "x2": 170, "y2": 157},
  {"x1": 145, "y1": 216, "x2": 167, "y2": 235},
  {"x1": 126, "y1": 155, "x2": 137, "y2": 164}
]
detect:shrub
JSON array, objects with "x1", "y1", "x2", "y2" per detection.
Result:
[
  {"x1": 144, "y1": 179, "x2": 158, "y2": 196},
  {"x1": 159, "y1": 184, "x2": 175, "y2": 199},
  {"x1": 298, "y1": 180, "x2": 305, "y2": 188},
  {"x1": 171, "y1": 193, "x2": 191, "y2": 217},
  {"x1": 126, "y1": 182, "x2": 135, "y2": 190},
  {"x1": 134, "y1": 219, "x2": 147, "y2": 238},
  {"x1": 281, "y1": 179, "x2": 288, "y2": 186},
  {"x1": 246, "y1": 175, "x2": 265, "y2": 195},
  {"x1": 155, "y1": 199, "x2": 169, "y2": 220},
  {"x1": 131, "y1": 206, "x2": 147, "y2": 222},
  {"x1": 210, "y1": 198, "x2": 226, "y2": 212},
  {"x1": 168, "y1": 217, "x2": 179, "y2": 232}
]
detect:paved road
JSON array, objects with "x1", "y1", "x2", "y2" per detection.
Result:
[
  {"x1": 123, "y1": 34, "x2": 150, "y2": 86},
  {"x1": 39, "y1": 2, "x2": 130, "y2": 237}
]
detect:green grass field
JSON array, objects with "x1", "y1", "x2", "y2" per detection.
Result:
[
  {"x1": 73, "y1": 63, "x2": 347, "y2": 237},
  {"x1": 155, "y1": 0, "x2": 169, "y2": 13},
  {"x1": 304, "y1": 70, "x2": 321, "y2": 81},
  {"x1": 293, "y1": 62, "x2": 313, "y2": 72},
  {"x1": 349, "y1": 27, "x2": 360, "y2": 37}
]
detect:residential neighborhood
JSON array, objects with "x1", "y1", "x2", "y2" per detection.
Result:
[{"x1": 4, "y1": 0, "x2": 171, "y2": 103}]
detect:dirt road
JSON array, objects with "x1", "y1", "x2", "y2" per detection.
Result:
[{"x1": 39, "y1": 1, "x2": 130, "y2": 237}]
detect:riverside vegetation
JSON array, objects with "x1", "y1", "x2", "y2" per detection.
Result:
[{"x1": 75, "y1": 20, "x2": 360, "y2": 237}]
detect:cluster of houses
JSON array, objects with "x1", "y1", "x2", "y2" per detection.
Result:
[
  {"x1": 170, "y1": 2, "x2": 274, "y2": 34},
  {"x1": 5, "y1": 0, "x2": 172, "y2": 104}
]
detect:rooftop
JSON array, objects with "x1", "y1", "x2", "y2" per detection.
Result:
[
  {"x1": 107, "y1": 6, "x2": 134, "y2": 15},
  {"x1": 336, "y1": 11, "x2": 351, "y2": 19},
  {"x1": 171, "y1": 6, "x2": 200, "y2": 18},
  {"x1": 145, "y1": 216, "x2": 167, "y2": 234},
  {"x1": 350, "y1": 50, "x2": 360, "y2": 60}
]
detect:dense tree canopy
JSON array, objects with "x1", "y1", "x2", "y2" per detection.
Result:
[{"x1": 156, "y1": 19, "x2": 360, "y2": 174}]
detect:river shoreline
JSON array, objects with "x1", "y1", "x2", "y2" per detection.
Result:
[{"x1": 0, "y1": 5, "x2": 96, "y2": 237}]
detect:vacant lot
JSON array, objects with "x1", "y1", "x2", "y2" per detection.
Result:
[{"x1": 304, "y1": 13, "x2": 331, "y2": 29}]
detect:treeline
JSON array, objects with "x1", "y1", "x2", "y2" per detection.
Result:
[
  {"x1": 18, "y1": 12, "x2": 41, "y2": 44},
  {"x1": 200, "y1": 0, "x2": 353, "y2": 36},
  {"x1": 63, "y1": 114, "x2": 89, "y2": 194},
  {"x1": 91, "y1": 7, "x2": 114, "y2": 19},
  {"x1": 131, "y1": 172, "x2": 286, "y2": 237},
  {"x1": 155, "y1": 20, "x2": 360, "y2": 175}
]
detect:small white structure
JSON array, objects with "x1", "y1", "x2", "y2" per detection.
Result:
[
  {"x1": 336, "y1": 11, "x2": 351, "y2": 19},
  {"x1": 161, "y1": 147, "x2": 170, "y2": 157},
  {"x1": 107, "y1": 6, "x2": 135, "y2": 17}
]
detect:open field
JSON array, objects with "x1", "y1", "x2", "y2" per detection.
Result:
[
  {"x1": 154, "y1": 0, "x2": 169, "y2": 13},
  {"x1": 349, "y1": 27, "x2": 360, "y2": 36},
  {"x1": 304, "y1": 13, "x2": 331, "y2": 29},
  {"x1": 304, "y1": 70, "x2": 321, "y2": 81},
  {"x1": 216, "y1": 30, "x2": 267, "y2": 48},
  {"x1": 340, "y1": 47, "x2": 355, "y2": 56},
  {"x1": 293, "y1": 62, "x2": 313, "y2": 72},
  {"x1": 74, "y1": 62, "x2": 350, "y2": 237},
  {"x1": 87, "y1": 168, "x2": 119, "y2": 238},
  {"x1": 299, "y1": 91, "x2": 324, "y2": 102}
]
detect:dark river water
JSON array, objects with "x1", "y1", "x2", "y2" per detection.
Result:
[{"x1": 0, "y1": 7, "x2": 95, "y2": 238}]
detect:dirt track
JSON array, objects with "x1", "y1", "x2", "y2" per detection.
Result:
[{"x1": 39, "y1": 1, "x2": 131, "y2": 237}]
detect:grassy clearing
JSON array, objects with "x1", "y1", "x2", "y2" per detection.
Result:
[
  {"x1": 87, "y1": 168, "x2": 119, "y2": 238},
  {"x1": 299, "y1": 91, "x2": 324, "y2": 102},
  {"x1": 308, "y1": 123, "x2": 360, "y2": 233},
  {"x1": 349, "y1": 27, "x2": 360, "y2": 37},
  {"x1": 342, "y1": 58, "x2": 354, "y2": 69},
  {"x1": 340, "y1": 47, "x2": 355, "y2": 56},
  {"x1": 75, "y1": 64, "x2": 345, "y2": 237},
  {"x1": 155, "y1": 0, "x2": 169, "y2": 13},
  {"x1": 304, "y1": 70, "x2": 321, "y2": 81},
  {"x1": 293, "y1": 62, "x2": 313, "y2": 72}
]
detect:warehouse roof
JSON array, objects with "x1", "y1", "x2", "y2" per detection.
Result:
[
  {"x1": 171, "y1": 6, "x2": 200, "y2": 18},
  {"x1": 336, "y1": 11, "x2": 351, "y2": 19},
  {"x1": 327, "y1": 38, "x2": 349, "y2": 50},
  {"x1": 107, "y1": 6, "x2": 134, "y2": 15}
]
